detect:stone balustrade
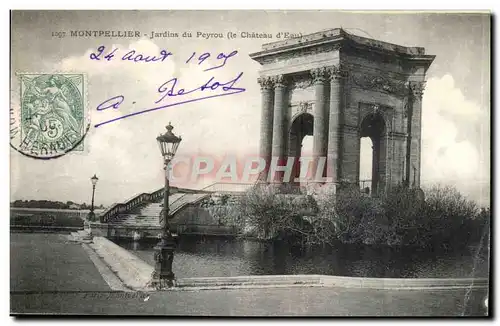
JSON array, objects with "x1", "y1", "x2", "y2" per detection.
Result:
[{"x1": 100, "y1": 188, "x2": 165, "y2": 223}]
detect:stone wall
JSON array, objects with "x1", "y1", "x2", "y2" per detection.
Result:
[
  {"x1": 171, "y1": 194, "x2": 242, "y2": 236},
  {"x1": 88, "y1": 222, "x2": 163, "y2": 240}
]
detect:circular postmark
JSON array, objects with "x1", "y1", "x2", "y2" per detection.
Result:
[{"x1": 10, "y1": 73, "x2": 90, "y2": 159}]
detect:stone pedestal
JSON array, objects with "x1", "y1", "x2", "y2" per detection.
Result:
[{"x1": 150, "y1": 236, "x2": 176, "y2": 289}]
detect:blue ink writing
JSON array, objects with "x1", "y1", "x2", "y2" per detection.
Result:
[
  {"x1": 90, "y1": 45, "x2": 172, "y2": 63},
  {"x1": 155, "y1": 71, "x2": 244, "y2": 104},
  {"x1": 90, "y1": 46, "x2": 118, "y2": 61},
  {"x1": 96, "y1": 95, "x2": 125, "y2": 111},
  {"x1": 95, "y1": 72, "x2": 246, "y2": 128},
  {"x1": 185, "y1": 50, "x2": 238, "y2": 71},
  {"x1": 207, "y1": 50, "x2": 238, "y2": 71},
  {"x1": 90, "y1": 46, "x2": 105, "y2": 60},
  {"x1": 90, "y1": 46, "x2": 235, "y2": 68},
  {"x1": 122, "y1": 49, "x2": 172, "y2": 63}
]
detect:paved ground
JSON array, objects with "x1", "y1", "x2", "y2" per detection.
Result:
[
  {"x1": 11, "y1": 287, "x2": 488, "y2": 316},
  {"x1": 10, "y1": 232, "x2": 489, "y2": 316},
  {"x1": 10, "y1": 233, "x2": 111, "y2": 292}
]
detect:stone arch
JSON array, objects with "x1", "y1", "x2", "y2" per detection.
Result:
[
  {"x1": 288, "y1": 112, "x2": 314, "y2": 185},
  {"x1": 359, "y1": 112, "x2": 387, "y2": 196},
  {"x1": 359, "y1": 104, "x2": 393, "y2": 136}
]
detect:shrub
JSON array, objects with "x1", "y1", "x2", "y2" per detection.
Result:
[
  {"x1": 238, "y1": 183, "x2": 489, "y2": 250},
  {"x1": 238, "y1": 185, "x2": 315, "y2": 240},
  {"x1": 382, "y1": 185, "x2": 426, "y2": 246},
  {"x1": 10, "y1": 211, "x2": 84, "y2": 228},
  {"x1": 420, "y1": 184, "x2": 483, "y2": 249},
  {"x1": 316, "y1": 183, "x2": 489, "y2": 248},
  {"x1": 315, "y1": 184, "x2": 387, "y2": 245}
]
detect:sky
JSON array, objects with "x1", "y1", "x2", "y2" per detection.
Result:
[{"x1": 10, "y1": 11, "x2": 490, "y2": 206}]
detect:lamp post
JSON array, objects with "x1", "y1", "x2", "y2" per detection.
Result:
[
  {"x1": 151, "y1": 122, "x2": 182, "y2": 288},
  {"x1": 88, "y1": 174, "x2": 99, "y2": 221}
]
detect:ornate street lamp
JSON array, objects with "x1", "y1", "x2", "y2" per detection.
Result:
[
  {"x1": 88, "y1": 174, "x2": 99, "y2": 221},
  {"x1": 151, "y1": 122, "x2": 182, "y2": 288}
]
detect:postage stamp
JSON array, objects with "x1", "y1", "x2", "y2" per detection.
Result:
[{"x1": 11, "y1": 73, "x2": 89, "y2": 159}]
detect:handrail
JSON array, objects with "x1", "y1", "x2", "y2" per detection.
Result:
[
  {"x1": 102, "y1": 182, "x2": 258, "y2": 223},
  {"x1": 101, "y1": 187, "x2": 165, "y2": 223},
  {"x1": 168, "y1": 182, "x2": 256, "y2": 217},
  {"x1": 169, "y1": 193, "x2": 211, "y2": 217},
  {"x1": 198, "y1": 182, "x2": 256, "y2": 193}
]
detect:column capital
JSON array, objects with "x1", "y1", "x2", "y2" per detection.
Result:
[
  {"x1": 310, "y1": 67, "x2": 329, "y2": 84},
  {"x1": 328, "y1": 65, "x2": 348, "y2": 81},
  {"x1": 408, "y1": 81, "x2": 426, "y2": 100},
  {"x1": 257, "y1": 76, "x2": 275, "y2": 91},
  {"x1": 272, "y1": 74, "x2": 287, "y2": 88}
]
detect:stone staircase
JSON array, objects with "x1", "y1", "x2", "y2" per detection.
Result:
[
  {"x1": 111, "y1": 203, "x2": 162, "y2": 227},
  {"x1": 108, "y1": 192, "x2": 209, "y2": 227}
]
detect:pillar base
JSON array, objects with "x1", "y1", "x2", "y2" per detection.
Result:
[
  {"x1": 149, "y1": 236, "x2": 176, "y2": 289},
  {"x1": 150, "y1": 272, "x2": 176, "y2": 289}
]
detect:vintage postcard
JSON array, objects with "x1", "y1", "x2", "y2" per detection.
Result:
[{"x1": 10, "y1": 10, "x2": 491, "y2": 316}]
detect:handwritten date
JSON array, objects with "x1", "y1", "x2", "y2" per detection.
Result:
[{"x1": 90, "y1": 45, "x2": 238, "y2": 71}]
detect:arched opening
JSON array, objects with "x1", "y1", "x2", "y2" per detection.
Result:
[
  {"x1": 359, "y1": 137, "x2": 373, "y2": 192},
  {"x1": 288, "y1": 113, "x2": 314, "y2": 186},
  {"x1": 359, "y1": 113, "x2": 386, "y2": 196}
]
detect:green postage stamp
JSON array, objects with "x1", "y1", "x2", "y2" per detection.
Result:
[{"x1": 11, "y1": 73, "x2": 89, "y2": 159}]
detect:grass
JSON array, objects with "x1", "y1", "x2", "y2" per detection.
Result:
[{"x1": 10, "y1": 208, "x2": 85, "y2": 228}]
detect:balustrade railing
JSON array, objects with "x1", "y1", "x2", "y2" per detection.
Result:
[
  {"x1": 101, "y1": 179, "x2": 377, "y2": 223},
  {"x1": 200, "y1": 182, "x2": 255, "y2": 193},
  {"x1": 101, "y1": 182, "x2": 257, "y2": 223},
  {"x1": 101, "y1": 188, "x2": 164, "y2": 223},
  {"x1": 359, "y1": 179, "x2": 372, "y2": 193}
]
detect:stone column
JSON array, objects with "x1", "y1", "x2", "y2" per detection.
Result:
[
  {"x1": 378, "y1": 133, "x2": 388, "y2": 193},
  {"x1": 326, "y1": 65, "x2": 346, "y2": 184},
  {"x1": 257, "y1": 76, "x2": 275, "y2": 181},
  {"x1": 311, "y1": 67, "x2": 329, "y2": 182},
  {"x1": 271, "y1": 75, "x2": 287, "y2": 183},
  {"x1": 387, "y1": 132, "x2": 404, "y2": 188},
  {"x1": 408, "y1": 81, "x2": 425, "y2": 188}
]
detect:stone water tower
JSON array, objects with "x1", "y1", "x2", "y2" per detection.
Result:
[{"x1": 250, "y1": 28, "x2": 434, "y2": 195}]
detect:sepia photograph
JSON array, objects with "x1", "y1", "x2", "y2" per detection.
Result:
[{"x1": 9, "y1": 9, "x2": 491, "y2": 317}]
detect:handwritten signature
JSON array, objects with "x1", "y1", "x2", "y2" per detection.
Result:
[
  {"x1": 94, "y1": 72, "x2": 245, "y2": 128},
  {"x1": 92, "y1": 45, "x2": 244, "y2": 127}
]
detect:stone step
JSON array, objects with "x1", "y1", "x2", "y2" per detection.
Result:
[
  {"x1": 68, "y1": 231, "x2": 93, "y2": 244},
  {"x1": 123, "y1": 217, "x2": 158, "y2": 221},
  {"x1": 110, "y1": 193, "x2": 208, "y2": 227},
  {"x1": 119, "y1": 224, "x2": 160, "y2": 227},
  {"x1": 67, "y1": 232, "x2": 78, "y2": 242},
  {"x1": 176, "y1": 275, "x2": 321, "y2": 288},
  {"x1": 175, "y1": 275, "x2": 490, "y2": 290}
]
